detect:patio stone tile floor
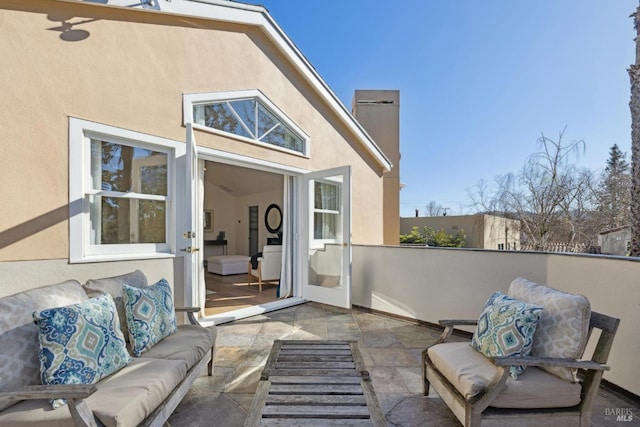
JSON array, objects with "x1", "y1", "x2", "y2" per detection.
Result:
[{"x1": 167, "y1": 302, "x2": 639, "y2": 426}]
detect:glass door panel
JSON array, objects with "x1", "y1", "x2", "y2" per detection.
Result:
[{"x1": 302, "y1": 166, "x2": 351, "y2": 308}]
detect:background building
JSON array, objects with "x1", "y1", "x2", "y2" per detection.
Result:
[{"x1": 400, "y1": 214, "x2": 521, "y2": 249}]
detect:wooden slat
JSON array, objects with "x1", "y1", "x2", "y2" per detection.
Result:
[
  {"x1": 280, "y1": 345, "x2": 351, "y2": 350},
  {"x1": 265, "y1": 394, "x2": 367, "y2": 405},
  {"x1": 270, "y1": 384, "x2": 364, "y2": 395},
  {"x1": 262, "y1": 405, "x2": 371, "y2": 418},
  {"x1": 280, "y1": 347, "x2": 352, "y2": 357},
  {"x1": 277, "y1": 355, "x2": 354, "y2": 362},
  {"x1": 270, "y1": 375, "x2": 361, "y2": 385},
  {"x1": 259, "y1": 418, "x2": 373, "y2": 426},
  {"x1": 279, "y1": 340, "x2": 356, "y2": 347},
  {"x1": 267, "y1": 369, "x2": 362, "y2": 377},
  {"x1": 275, "y1": 361, "x2": 355, "y2": 369}
]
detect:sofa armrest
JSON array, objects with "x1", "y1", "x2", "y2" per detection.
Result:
[
  {"x1": 0, "y1": 384, "x2": 97, "y2": 401},
  {"x1": 491, "y1": 356, "x2": 610, "y2": 371},
  {"x1": 0, "y1": 384, "x2": 98, "y2": 427},
  {"x1": 175, "y1": 306, "x2": 201, "y2": 325},
  {"x1": 438, "y1": 319, "x2": 478, "y2": 327}
]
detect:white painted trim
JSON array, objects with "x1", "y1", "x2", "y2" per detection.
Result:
[
  {"x1": 183, "y1": 90, "x2": 311, "y2": 157},
  {"x1": 197, "y1": 144, "x2": 310, "y2": 176},
  {"x1": 198, "y1": 297, "x2": 307, "y2": 326},
  {"x1": 69, "y1": 117, "x2": 184, "y2": 263},
  {"x1": 73, "y1": 0, "x2": 392, "y2": 172}
]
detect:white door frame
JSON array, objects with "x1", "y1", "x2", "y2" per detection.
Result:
[
  {"x1": 193, "y1": 145, "x2": 308, "y2": 326},
  {"x1": 188, "y1": 145, "x2": 354, "y2": 324}
]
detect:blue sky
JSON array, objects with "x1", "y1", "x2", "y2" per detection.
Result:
[{"x1": 257, "y1": 0, "x2": 635, "y2": 216}]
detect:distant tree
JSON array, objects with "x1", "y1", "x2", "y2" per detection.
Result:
[
  {"x1": 399, "y1": 226, "x2": 466, "y2": 247},
  {"x1": 468, "y1": 129, "x2": 595, "y2": 250},
  {"x1": 594, "y1": 144, "x2": 631, "y2": 230},
  {"x1": 629, "y1": 5, "x2": 640, "y2": 256},
  {"x1": 424, "y1": 201, "x2": 445, "y2": 216},
  {"x1": 399, "y1": 226, "x2": 425, "y2": 244},
  {"x1": 424, "y1": 227, "x2": 466, "y2": 247}
]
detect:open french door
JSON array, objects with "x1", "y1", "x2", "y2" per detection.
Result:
[
  {"x1": 182, "y1": 123, "x2": 204, "y2": 311},
  {"x1": 301, "y1": 166, "x2": 351, "y2": 309}
]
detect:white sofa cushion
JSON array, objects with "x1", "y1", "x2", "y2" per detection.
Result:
[{"x1": 508, "y1": 278, "x2": 591, "y2": 382}]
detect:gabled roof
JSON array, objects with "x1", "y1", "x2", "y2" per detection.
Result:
[{"x1": 71, "y1": 0, "x2": 392, "y2": 172}]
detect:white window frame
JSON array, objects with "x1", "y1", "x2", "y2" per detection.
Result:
[
  {"x1": 183, "y1": 89, "x2": 310, "y2": 158},
  {"x1": 69, "y1": 118, "x2": 182, "y2": 263},
  {"x1": 310, "y1": 179, "x2": 342, "y2": 249}
]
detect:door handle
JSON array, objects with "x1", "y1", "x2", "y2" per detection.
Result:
[{"x1": 180, "y1": 247, "x2": 200, "y2": 253}]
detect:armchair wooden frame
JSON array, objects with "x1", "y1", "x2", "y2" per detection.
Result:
[
  {"x1": 247, "y1": 258, "x2": 279, "y2": 292},
  {"x1": 422, "y1": 312, "x2": 620, "y2": 427}
]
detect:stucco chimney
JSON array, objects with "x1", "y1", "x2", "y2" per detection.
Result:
[{"x1": 352, "y1": 90, "x2": 400, "y2": 245}]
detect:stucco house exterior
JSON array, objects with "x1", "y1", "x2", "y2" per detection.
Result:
[
  {"x1": 400, "y1": 214, "x2": 521, "y2": 250},
  {"x1": 0, "y1": 0, "x2": 398, "y2": 315}
]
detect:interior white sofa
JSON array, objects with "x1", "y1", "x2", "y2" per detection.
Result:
[
  {"x1": 0, "y1": 270, "x2": 216, "y2": 427},
  {"x1": 422, "y1": 277, "x2": 620, "y2": 427}
]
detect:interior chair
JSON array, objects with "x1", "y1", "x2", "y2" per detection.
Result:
[
  {"x1": 422, "y1": 277, "x2": 620, "y2": 427},
  {"x1": 248, "y1": 245, "x2": 282, "y2": 292}
]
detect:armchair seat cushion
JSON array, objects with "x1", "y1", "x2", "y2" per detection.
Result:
[{"x1": 427, "y1": 342, "x2": 581, "y2": 408}]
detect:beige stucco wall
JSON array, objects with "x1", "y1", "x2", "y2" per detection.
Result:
[
  {"x1": 482, "y1": 215, "x2": 520, "y2": 249},
  {"x1": 0, "y1": 1, "x2": 386, "y2": 272},
  {"x1": 0, "y1": 258, "x2": 177, "y2": 298},
  {"x1": 352, "y1": 245, "x2": 640, "y2": 396}
]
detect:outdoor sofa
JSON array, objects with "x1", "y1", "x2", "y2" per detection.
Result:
[{"x1": 0, "y1": 270, "x2": 216, "y2": 427}]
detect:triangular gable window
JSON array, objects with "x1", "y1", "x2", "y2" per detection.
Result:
[{"x1": 191, "y1": 91, "x2": 308, "y2": 156}]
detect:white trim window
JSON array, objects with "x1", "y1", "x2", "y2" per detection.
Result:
[
  {"x1": 70, "y1": 118, "x2": 180, "y2": 262},
  {"x1": 184, "y1": 90, "x2": 310, "y2": 157},
  {"x1": 313, "y1": 180, "x2": 341, "y2": 246}
]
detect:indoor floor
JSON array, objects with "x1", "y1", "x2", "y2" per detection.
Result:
[{"x1": 204, "y1": 272, "x2": 279, "y2": 316}]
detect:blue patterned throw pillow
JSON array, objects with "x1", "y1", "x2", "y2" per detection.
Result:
[
  {"x1": 471, "y1": 292, "x2": 543, "y2": 379},
  {"x1": 123, "y1": 278, "x2": 177, "y2": 357},
  {"x1": 32, "y1": 294, "x2": 132, "y2": 408}
]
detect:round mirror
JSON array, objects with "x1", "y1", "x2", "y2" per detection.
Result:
[{"x1": 265, "y1": 204, "x2": 283, "y2": 234}]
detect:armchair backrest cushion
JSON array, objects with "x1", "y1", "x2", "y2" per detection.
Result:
[
  {"x1": 0, "y1": 280, "x2": 88, "y2": 411},
  {"x1": 508, "y1": 277, "x2": 591, "y2": 382},
  {"x1": 259, "y1": 245, "x2": 282, "y2": 281}
]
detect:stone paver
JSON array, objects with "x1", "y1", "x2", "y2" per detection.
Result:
[{"x1": 168, "y1": 302, "x2": 639, "y2": 427}]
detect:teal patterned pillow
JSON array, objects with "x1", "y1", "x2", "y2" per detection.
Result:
[
  {"x1": 32, "y1": 294, "x2": 132, "y2": 408},
  {"x1": 123, "y1": 279, "x2": 177, "y2": 357},
  {"x1": 471, "y1": 292, "x2": 543, "y2": 379}
]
